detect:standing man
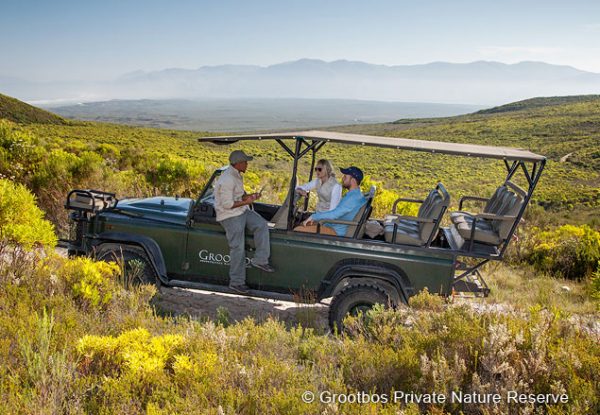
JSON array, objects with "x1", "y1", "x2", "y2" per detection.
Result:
[
  {"x1": 214, "y1": 150, "x2": 275, "y2": 294},
  {"x1": 294, "y1": 166, "x2": 366, "y2": 236}
]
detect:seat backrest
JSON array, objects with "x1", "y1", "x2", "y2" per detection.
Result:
[
  {"x1": 488, "y1": 181, "x2": 527, "y2": 241},
  {"x1": 486, "y1": 181, "x2": 527, "y2": 215},
  {"x1": 484, "y1": 186, "x2": 507, "y2": 214},
  {"x1": 497, "y1": 195, "x2": 523, "y2": 240},
  {"x1": 418, "y1": 183, "x2": 450, "y2": 242},
  {"x1": 418, "y1": 193, "x2": 443, "y2": 239},
  {"x1": 505, "y1": 181, "x2": 527, "y2": 199},
  {"x1": 270, "y1": 177, "x2": 297, "y2": 229},
  {"x1": 344, "y1": 186, "x2": 376, "y2": 238},
  {"x1": 417, "y1": 189, "x2": 438, "y2": 217}
]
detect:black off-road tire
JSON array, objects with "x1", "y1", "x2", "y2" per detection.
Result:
[
  {"x1": 95, "y1": 244, "x2": 159, "y2": 287},
  {"x1": 328, "y1": 283, "x2": 397, "y2": 333}
]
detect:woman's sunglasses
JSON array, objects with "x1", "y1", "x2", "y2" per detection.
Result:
[{"x1": 314, "y1": 167, "x2": 323, "y2": 172}]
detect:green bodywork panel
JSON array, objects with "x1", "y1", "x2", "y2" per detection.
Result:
[{"x1": 86, "y1": 195, "x2": 455, "y2": 298}]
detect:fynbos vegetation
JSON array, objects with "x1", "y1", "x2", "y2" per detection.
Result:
[{"x1": 0, "y1": 93, "x2": 598, "y2": 413}]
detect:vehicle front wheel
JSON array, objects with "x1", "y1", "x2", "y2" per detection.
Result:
[
  {"x1": 328, "y1": 284, "x2": 397, "y2": 333},
  {"x1": 96, "y1": 244, "x2": 159, "y2": 288}
]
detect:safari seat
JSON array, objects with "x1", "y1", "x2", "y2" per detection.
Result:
[
  {"x1": 450, "y1": 181, "x2": 526, "y2": 247},
  {"x1": 450, "y1": 185, "x2": 510, "y2": 228},
  {"x1": 317, "y1": 186, "x2": 376, "y2": 238},
  {"x1": 385, "y1": 186, "x2": 442, "y2": 232},
  {"x1": 270, "y1": 178, "x2": 297, "y2": 229},
  {"x1": 383, "y1": 183, "x2": 450, "y2": 246}
]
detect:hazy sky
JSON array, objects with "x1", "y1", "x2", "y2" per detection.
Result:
[{"x1": 2, "y1": 0, "x2": 600, "y2": 81}]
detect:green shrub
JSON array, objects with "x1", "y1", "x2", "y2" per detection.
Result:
[
  {"x1": 0, "y1": 120, "x2": 41, "y2": 180},
  {"x1": 409, "y1": 287, "x2": 446, "y2": 311},
  {"x1": 95, "y1": 143, "x2": 121, "y2": 163},
  {"x1": 525, "y1": 225, "x2": 600, "y2": 279},
  {"x1": 361, "y1": 175, "x2": 418, "y2": 218},
  {"x1": 30, "y1": 149, "x2": 81, "y2": 190},
  {"x1": 72, "y1": 151, "x2": 104, "y2": 181},
  {"x1": 145, "y1": 155, "x2": 190, "y2": 194},
  {"x1": 0, "y1": 178, "x2": 56, "y2": 251},
  {"x1": 589, "y1": 263, "x2": 600, "y2": 308}
]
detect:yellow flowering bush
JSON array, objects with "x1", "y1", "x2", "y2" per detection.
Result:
[
  {"x1": 62, "y1": 257, "x2": 120, "y2": 308},
  {"x1": 0, "y1": 178, "x2": 57, "y2": 250},
  {"x1": 77, "y1": 328, "x2": 187, "y2": 378}
]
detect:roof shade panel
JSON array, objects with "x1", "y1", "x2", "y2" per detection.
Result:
[{"x1": 197, "y1": 130, "x2": 546, "y2": 162}]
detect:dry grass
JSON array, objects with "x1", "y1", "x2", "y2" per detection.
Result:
[{"x1": 482, "y1": 262, "x2": 598, "y2": 315}]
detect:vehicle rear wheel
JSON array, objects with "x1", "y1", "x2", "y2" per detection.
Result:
[
  {"x1": 328, "y1": 283, "x2": 397, "y2": 333},
  {"x1": 96, "y1": 244, "x2": 159, "y2": 288}
]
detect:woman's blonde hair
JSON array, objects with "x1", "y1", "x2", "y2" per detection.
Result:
[{"x1": 316, "y1": 159, "x2": 335, "y2": 178}]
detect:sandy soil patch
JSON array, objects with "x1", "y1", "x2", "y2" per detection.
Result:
[{"x1": 154, "y1": 286, "x2": 330, "y2": 332}]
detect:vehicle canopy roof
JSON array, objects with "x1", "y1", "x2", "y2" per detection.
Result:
[{"x1": 197, "y1": 130, "x2": 545, "y2": 162}]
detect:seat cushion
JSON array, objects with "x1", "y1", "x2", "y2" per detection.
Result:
[
  {"x1": 384, "y1": 224, "x2": 423, "y2": 246},
  {"x1": 384, "y1": 215, "x2": 419, "y2": 230},
  {"x1": 450, "y1": 212, "x2": 494, "y2": 230},
  {"x1": 450, "y1": 211, "x2": 465, "y2": 222},
  {"x1": 456, "y1": 222, "x2": 501, "y2": 245}
]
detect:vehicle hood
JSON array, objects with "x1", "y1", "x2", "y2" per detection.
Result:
[{"x1": 115, "y1": 196, "x2": 193, "y2": 223}]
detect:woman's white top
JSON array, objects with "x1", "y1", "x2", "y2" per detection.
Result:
[{"x1": 297, "y1": 176, "x2": 342, "y2": 212}]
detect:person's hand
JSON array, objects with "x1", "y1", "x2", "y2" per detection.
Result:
[
  {"x1": 303, "y1": 216, "x2": 315, "y2": 227},
  {"x1": 296, "y1": 188, "x2": 308, "y2": 197}
]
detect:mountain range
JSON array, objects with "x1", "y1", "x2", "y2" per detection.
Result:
[{"x1": 2, "y1": 59, "x2": 600, "y2": 105}]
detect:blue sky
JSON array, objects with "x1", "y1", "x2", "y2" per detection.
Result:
[{"x1": 1, "y1": 0, "x2": 600, "y2": 81}]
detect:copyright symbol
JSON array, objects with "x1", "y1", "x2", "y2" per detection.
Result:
[{"x1": 302, "y1": 391, "x2": 315, "y2": 403}]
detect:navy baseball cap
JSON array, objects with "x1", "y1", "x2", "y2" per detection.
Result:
[{"x1": 340, "y1": 166, "x2": 364, "y2": 184}]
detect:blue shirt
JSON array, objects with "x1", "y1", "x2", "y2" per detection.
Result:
[{"x1": 311, "y1": 188, "x2": 367, "y2": 236}]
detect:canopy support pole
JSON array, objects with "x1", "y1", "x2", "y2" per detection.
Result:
[
  {"x1": 287, "y1": 138, "x2": 303, "y2": 229},
  {"x1": 498, "y1": 159, "x2": 546, "y2": 258}
]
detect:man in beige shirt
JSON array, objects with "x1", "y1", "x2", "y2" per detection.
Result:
[{"x1": 214, "y1": 150, "x2": 275, "y2": 294}]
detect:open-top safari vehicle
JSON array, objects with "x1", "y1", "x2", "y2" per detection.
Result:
[{"x1": 63, "y1": 131, "x2": 545, "y2": 330}]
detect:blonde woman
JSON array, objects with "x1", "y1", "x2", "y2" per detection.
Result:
[{"x1": 296, "y1": 159, "x2": 342, "y2": 212}]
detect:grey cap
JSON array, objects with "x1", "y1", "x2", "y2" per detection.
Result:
[{"x1": 229, "y1": 150, "x2": 253, "y2": 164}]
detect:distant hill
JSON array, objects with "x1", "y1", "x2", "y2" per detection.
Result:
[
  {"x1": 0, "y1": 93, "x2": 67, "y2": 124},
  {"x1": 48, "y1": 98, "x2": 483, "y2": 132},
  {"x1": 3, "y1": 59, "x2": 600, "y2": 105},
  {"x1": 2, "y1": 92, "x2": 597, "y2": 213},
  {"x1": 476, "y1": 95, "x2": 600, "y2": 114}
]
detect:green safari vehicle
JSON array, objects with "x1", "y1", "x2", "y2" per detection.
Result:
[{"x1": 63, "y1": 131, "x2": 545, "y2": 330}]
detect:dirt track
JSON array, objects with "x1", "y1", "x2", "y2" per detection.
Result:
[
  {"x1": 53, "y1": 248, "x2": 330, "y2": 331},
  {"x1": 154, "y1": 286, "x2": 330, "y2": 332}
]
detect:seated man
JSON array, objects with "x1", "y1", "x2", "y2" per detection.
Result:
[{"x1": 294, "y1": 166, "x2": 366, "y2": 236}]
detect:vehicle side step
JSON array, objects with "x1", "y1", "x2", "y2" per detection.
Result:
[
  {"x1": 452, "y1": 279, "x2": 490, "y2": 297},
  {"x1": 452, "y1": 259, "x2": 490, "y2": 297},
  {"x1": 167, "y1": 280, "x2": 297, "y2": 302}
]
